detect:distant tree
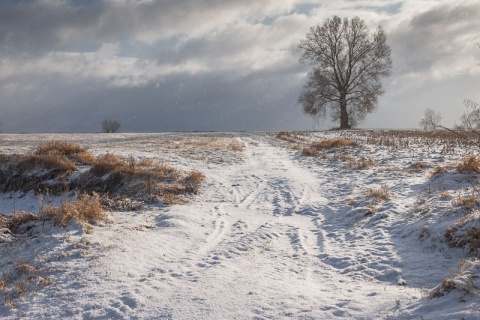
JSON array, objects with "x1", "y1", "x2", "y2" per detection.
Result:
[
  {"x1": 459, "y1": 99, "x2": 480, "y2": 130},
  {"x1": 298, "y1": 16, "x2": 392, "y2": 129},
  {"x1": 419, "y1": 108, "x2": 442, "y2": 130},
  {"x1": 102, "y1": 119, "x2": 121, "y2": 133}
]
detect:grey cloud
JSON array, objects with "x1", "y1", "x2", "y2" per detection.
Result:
[
  {"x1": 0, "y1": 0, "x2": 298, "y2": 59},
  {"x1": 1, "y1": 0, "x2": 479, "y2": 134},
  {"x1": 389, "y1": 2, "x2": 480, "y2": 76},
  {"x1": 0, "y1": 63, "x2": 311, "y2": 133}
]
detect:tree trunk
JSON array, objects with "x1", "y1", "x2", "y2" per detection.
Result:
[{"x1": 339, "y1": 96, "x2": 350, "y2": 129}]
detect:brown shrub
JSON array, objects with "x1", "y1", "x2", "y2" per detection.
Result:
[
  {"x1": 311, "y1": 139, "x2": 355, "y2": 149},
  {"x1": 90, "y1": 153, "x2": 124, "y2": 176},
  {"x1": 35, "y1": 141, "x2": 95, "y2": 165},
  {"x1": 90, "y1": 154, "x2": 179, "y2": 181},
  {"x1": 41, "y1": 193, "x2": 105, "y2": 227},
  {"x1": 458, "y1": 155, "x2": 480, "y2": 173},
  {"x1": 183, "y1": 171, "x2": 206, "y2": 194},
  {"x1": 18, "y1": 154, "x2": 77, "y2": 172},
  {"x1": 163, "y1": 192, "x2": 180, "y2": 206}
]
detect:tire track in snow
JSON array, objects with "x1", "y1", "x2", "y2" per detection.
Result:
[{"x1": 105, "y1": 135, "x2": 414, "y2": 319}]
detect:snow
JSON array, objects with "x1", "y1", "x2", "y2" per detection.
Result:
[{"x1": 0, "y1": 132, "x2": 479, "y2": 319}]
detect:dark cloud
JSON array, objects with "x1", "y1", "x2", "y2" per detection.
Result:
[
  {"x1": 0, "y1": 0, "x2": 479, "y2": 133},
  {"x1": 0, "y1": 63, "x2": 312, "y2": 133}
]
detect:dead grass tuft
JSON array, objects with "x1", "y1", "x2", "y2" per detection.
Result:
[
  {"x1": 183, "y1": 171, "x2": 206, "y2": 194},
  {"x1": 277, "y1": 132, "x2": 300, "y2": 143},
  {"x1": 431, "y1": 165, "x2": 446, "y2": 178},
  {"x1": 18, "y1": 153, "x2": 77, "y2": 172},
  {"x1": 311, "y1": 139, "x2": 356, "y2": 149},
  {"x1": 451, "y1": 192, "x2": 479, "y2": 210},
  {"x1": 302, "y1": 147, "x2": 322, "y2": 157},
  {"x1": 90, "y1": 153, "x2": 124, "y2": 176},
  {"x1": 411, "y1": 161, "x2": 425, "y2": 172},
  {"x1": 429, "y1": 259, "x2": 480, "y2": 298},
  {"x1": 445, "y1": 212, "x2": 480, "y2": 253},
  {"x1": 90, "y1": 154, "x2": 179, "y2": 181},
  {"x1": 357, "y1": 157, "x2": 376, "y2": 169},
  {"x1": 458, "y1": 155, "x2": 480, "y2": 173},
  {"x1": 230, "y1": 144, "x2": 244, "y2": 152},
  {"x1": 366, "y1": 185, "x2": 390, "y2": 203},
  {"x1": 1, "y1": 142, "x2": 205, "y2": 208},
  {"x1": 14, "y1": 262, "x2": 37, "y2": 277},
  {"x1": 301, "y1": 139, "x2": 356, "y2": 157},
  {"x1": 41, "y1": 193, "x2": 105, "y2": 227},
  {"x1": 163, "y1": 192, "x2": 180, "y2": 206},
  {"x1": 6, "y1": 211, "x2": 38, "y2": 233},
  {"x1": 35, "y1": 141, "x2": 95, "y2": 165}
]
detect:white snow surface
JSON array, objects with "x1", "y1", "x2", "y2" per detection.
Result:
[{"x1": 0, "y1": 132, "x2": 479, "y2": 319}]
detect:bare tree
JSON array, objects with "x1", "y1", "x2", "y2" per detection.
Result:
[
  {"x1": 298, "y1": 16, "x2": 392, "y2": 129},
  {"x1": 419, "y1": 108, "x2": 442, "y2": 130},
  {"x1": 459, "y1": 99, "x2": 480, "y2": 130},
  {"x1": 102, "y1": 119, "x2": 121, "y2": 133}
]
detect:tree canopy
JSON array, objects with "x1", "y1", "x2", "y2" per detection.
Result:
[{"x1": 298, "y1": 16, "x2": 392, "y2": 129}]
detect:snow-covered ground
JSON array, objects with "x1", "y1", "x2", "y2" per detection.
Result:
[{"x1": 0, "y1": 132, "x2": 479, "y2": 319}]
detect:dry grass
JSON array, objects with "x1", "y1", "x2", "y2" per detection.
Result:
[
  {"x1": 429, "y1": 259, "x2": 480, "y2": 298},
  {"x1": 357, "y1": 157, "x2": 376, "y2": 169},
  {"x1": 302, "y1": 147, "x2": 322, "y2": 157},
  {"x1": 35, "y1": 141, "x2": 95, "y2": 165},
  {"x1": 3, "y1": 211, "x2": 38, "y2": 233},
  {"x1": 451, "y1": 192, "x2": 479, "y2": 210},
  {"x1": 41, "y1": 193, "x2": 106, "y2": 227},
  {"x1": 411, "y1": 161, "x2": 426, "y2": 172},
  {"x1": 277, "y1": 132, "x2": 300, "y2": 143},
  {"x1": 163, "y1": 192, "x2": 180, "y2": 206},
  {"x1": 301, "y1": 139, "x2": 356, "y2": 157},
  {"x1": 9, "y1": 141, "x2": 95, "y2": 174},
  {"x1": 445, "y1": 213, "x2": 480, "y2": 254},
  {"x1": 17, "y1": 153, "x2": 77, "y2": 172},
  {"x1": 183, "y1": 171, "x2": 206, "y2": 195},
  {"x1": 0, "y1": 260, "x2": 52, "y2": 309},
  {"x1": 1, "y1": 141, "x2": 206, "y2": 208},
  {"x1": 431, "y1": 165, "x2": 446, "y2": 178},
  {"x1": 366, "y1": 185, "x2": 390, "y2": 203},
  {"x1": 311, "y1": 139, "x2": 356, "y2": 149},
  {"x1": 90, "y1": 154, "x2": 179, "y2": 181},
  {"x1": 457, "y1": 155, "x2": 480, "y2": 173},
  {"x1": 342, "y1": 129, "x2": 480, "y2": 152},
  {"x1": 14, "y1": 262, "x2": 37, "y2": 278},
  {"x1": 440, "y1": 191, "x2": 451, "y2": 199},
  {"x1": 230, "y1": 144, "x2": 244, "y2": 152}
]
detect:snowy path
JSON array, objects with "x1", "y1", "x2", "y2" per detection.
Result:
[
  {"x1": 56, "y1": 135, "x2": 416, "y2": 319},
  {"x1": 6, "y1": 134, "x2": 456, "y2": 319}
]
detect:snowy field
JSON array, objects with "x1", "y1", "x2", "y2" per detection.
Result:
[{"x1": 0, "y1": 131, "x2": 479, "y2": 319}]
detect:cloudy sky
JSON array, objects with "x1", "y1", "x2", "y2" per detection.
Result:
[{"x1": 0, "y1": 0, "x2": 479, "y2": 133}]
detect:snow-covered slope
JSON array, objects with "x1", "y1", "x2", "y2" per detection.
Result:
[{"x1": 0, "y1": 132, "x2": 478, "y2": 319}]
